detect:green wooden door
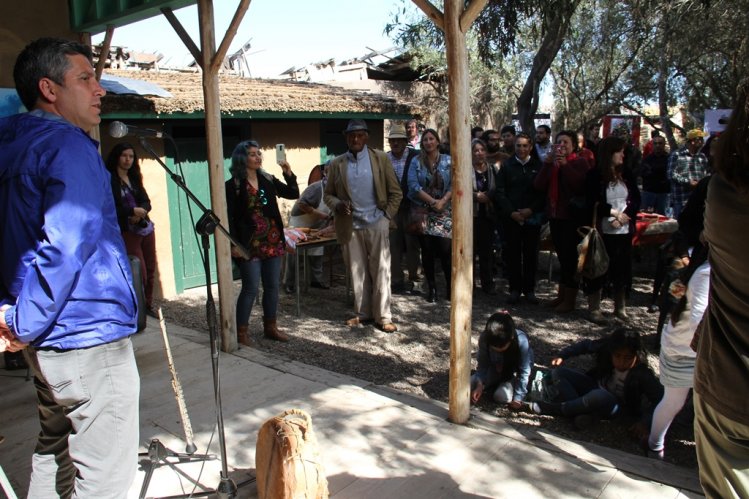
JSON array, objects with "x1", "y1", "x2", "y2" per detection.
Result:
[{"x1": 167, "y1": 126, "x2": 240, "y2": 292}]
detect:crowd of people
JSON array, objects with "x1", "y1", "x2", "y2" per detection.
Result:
[{"x1": 0, "y1": 36, "x2": 747, "y2": 498}]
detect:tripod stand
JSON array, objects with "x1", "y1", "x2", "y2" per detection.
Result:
[{"x1": 136, "y1": 135, "x2": 253, "y2": 498}]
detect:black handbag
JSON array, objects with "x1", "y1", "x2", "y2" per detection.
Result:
[{"x1": 577, "y1": 203, "x2": 609, "y2": 279}]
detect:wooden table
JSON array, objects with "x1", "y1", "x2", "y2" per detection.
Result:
[{"x1": 294, "y1": 236, "x2": 339, "y2": 316}]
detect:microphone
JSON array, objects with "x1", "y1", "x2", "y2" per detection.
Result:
[{"x1": 109, "y1": 121, "x2": 165, "y2": 139}]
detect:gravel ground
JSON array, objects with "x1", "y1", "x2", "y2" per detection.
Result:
[{"x1": 158, "y1": 247, "x2": 696, "y2": 469}]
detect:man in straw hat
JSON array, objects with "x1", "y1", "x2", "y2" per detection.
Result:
[
  {"x1": 387, "y1": 123, "x2": 421, "y2": 294},
  {"x1": 324, "y1": 120, "x2": 402, "y2": 332}
]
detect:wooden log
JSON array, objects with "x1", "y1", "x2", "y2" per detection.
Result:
[
  {"x1": 197, "y1": 0, "x2": 238, "y2": 352},
  {"x1": 444, "y1": 0, "x2": 473, "y2": 425}
]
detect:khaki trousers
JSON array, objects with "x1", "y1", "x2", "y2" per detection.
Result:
[
  {"x1": 343, "y1": 217, "x2": 393, "y2": 324},
  {"x1": 694, "y1": 392, "x2": 749, "y2": 498}
]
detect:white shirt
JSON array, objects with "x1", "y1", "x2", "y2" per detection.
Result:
[{"x1": 602, "y1": 181, "x2": 630, "y2": 235}]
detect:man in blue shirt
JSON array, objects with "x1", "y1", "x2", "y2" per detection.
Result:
[{"x1": 0, "y1": 38, "x2": 140, "y2": 498}]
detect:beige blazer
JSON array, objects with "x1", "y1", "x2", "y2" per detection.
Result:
[{"x1": 324, "y1": 147, "x2": 403, "y2": 244}]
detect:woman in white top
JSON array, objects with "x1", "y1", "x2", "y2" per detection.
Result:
[
  {"x1": 645, "y1": 257, "x2": 709, "y2": 459},
  {"x1": 583, "y1": 136, "x2": 641, "y2": 322}
]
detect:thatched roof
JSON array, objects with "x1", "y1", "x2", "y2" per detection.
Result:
[{"x1": 101, "y1": 69, "x2": 420, "y2": 117}]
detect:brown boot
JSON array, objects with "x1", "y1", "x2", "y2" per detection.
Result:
[
  {"x1": 614, "y1": 289, "x2": 628, "y2": 319},
  {"x1": 237, "y1": 324, "x2": 252, "y2": 347},
  {"x1": 263, "y1": 317, "x2": 289, "y2": 342},
  {"x1": 555, "y1": 286, "x2": 577, "y2": 313},
  {"x1": 587, "y1": 290, "x2": 607, "y2": 324},
  {"x1": 544, "y1": 285, "x2": 565, "y2": 308}
]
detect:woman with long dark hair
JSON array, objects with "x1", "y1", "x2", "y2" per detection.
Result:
[
  {"x1": 225, "y1": 140, "x2": 299, "y2": 345},
  {"x1": 106, "y1": 142, "x2": 158, "y2": 316},
  {"x1": 407, "y1": 128, "x2": 453, "y2": 302},
  {"x1": 583, "y1": 136, "x2": 640, "y2": 321},
  {"x1": 533, "y1": 130, "x2": 592, "y2": 312},
  {"x1": 470, "y1": 311, "x2": 533, "y2": 410}
]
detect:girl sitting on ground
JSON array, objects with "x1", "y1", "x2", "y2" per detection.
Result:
[
  {"x1": 531, "y1": 328, "x2": 663, "y2": 434},
  {"x1": 471, "y1": 311, "x2": 534, "y2": 410}
]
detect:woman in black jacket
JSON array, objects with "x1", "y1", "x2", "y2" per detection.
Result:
[
  {"x1": 583, "y1": 136, "x2": 641, "y2": 322},
  {"x1": 106, "y1": 142, "x2": 158, "y2": 317},
  {"x1": 225, "y1": 140, "x2": 299, "y2": 345}
]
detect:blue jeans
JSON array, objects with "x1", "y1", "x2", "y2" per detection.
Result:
[
  {"x1": 236, "y1": 256, "x2": 282, "y2": 325},
  {"x1": 552, "y1": 366, "x2": 619, "y2": 418}
]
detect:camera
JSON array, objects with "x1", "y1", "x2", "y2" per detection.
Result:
[{"x1": 137, "y1": 218, "x2": 149, "y2": 229}]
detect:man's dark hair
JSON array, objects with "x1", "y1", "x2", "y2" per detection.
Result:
[
  {"x1": 471, "y1": 126, "x2": 484, "y2": 136},
  {"x1": 500, "y1": 125, "x2": 516, "y2": 136},
  {"x1": 13, "y1": 37, "x2": 92, "y2": 110},
  {"x1": 536, "y1": 124, "x2": 551, "y2": 134},
  {"x1": 481, "y1": 129, "x2": 498, "y2": 141}
]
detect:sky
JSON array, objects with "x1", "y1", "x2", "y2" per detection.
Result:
[{"x1": 92, "y1": 0, "x2": 401, "y2": 78}]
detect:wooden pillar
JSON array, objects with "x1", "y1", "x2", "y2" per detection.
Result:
[
  {"x1": 444, "y1": 0, "x2": 472, "y2": 425},
  {"x1": 197, "y1": 0, "x2": 237, "y2": 351},
  {"x1": 412, "y1": 0, "x2": 487, "y2": 424}
]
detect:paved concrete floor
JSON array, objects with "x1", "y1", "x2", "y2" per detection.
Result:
[{"x1": 1, "y1": 321, "x2": 703, "y2": 498}]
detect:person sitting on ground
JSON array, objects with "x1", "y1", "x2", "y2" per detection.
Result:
[
  {"x1": 284, "y1": 162, "x2": 334, "y2": 294},
  {"x1": 471, "y1": 311, "x2": 533, "y2": 410},
  {"x1": 531, "y1": 328, "x2": 663, "y2": 435}
]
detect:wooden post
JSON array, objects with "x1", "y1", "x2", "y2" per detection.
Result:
[
  {"x1": 196, "y1": 0, "x2": 237, "y2": 352},
  {"x1": 412, "y1": 0, "x2": 488, "y2": 424},
  {"x1": 444, "y1": 0, "x2": 471, "y2": 425}
]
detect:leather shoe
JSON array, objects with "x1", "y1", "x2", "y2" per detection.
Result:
[
  {"x1": 284, "y1": 285, "x2": 295, "y2": 294},
  {"x1": 376, "y1": 322, "x2": 398, "y2": 333},
  {"x1": 310, "y1": 281, "x2": 329, "y2": 290},
  {"x1": 346, "y1": 317, "x2": 374, "y2": 327}
]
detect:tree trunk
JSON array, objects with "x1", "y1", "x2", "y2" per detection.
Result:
[{"x1": 517, "y1": 2, "x2": 579, "y2": 134}]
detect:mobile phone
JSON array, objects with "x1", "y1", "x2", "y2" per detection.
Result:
[{"x1": 275, "y1": 144, "x2": 286, "y2": 165}]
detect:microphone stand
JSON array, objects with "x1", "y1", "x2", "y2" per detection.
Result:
[{"x1": 136, "y1": 135, "x2": 253, "y2": 498}]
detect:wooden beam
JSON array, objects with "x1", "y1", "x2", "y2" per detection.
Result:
[
  {"x1": 412, "y1": 0, "x2": 445, "y2": 31},
  {"x1": 95, "y1": 24, "x2": 115, "y2": 79},
  {"x1": 444, "y1": 0, "x2": 473, "y2": 425},
  {"x1": 197, "y1": 0, "x2": 237, "y2": 352},
  {"x1": 212, "y1": 0, "x2": 251, "y2": 73},
  {"x1": 162, "y1": 7, "x2": 203, "y2": 68},
  {"x1": 459, "y1": 0, "x2": 489, "y2": 33}
]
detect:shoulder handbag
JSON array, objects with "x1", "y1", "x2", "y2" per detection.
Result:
[
  {"x1": 255, "y1": 409, "x2": 328, "y2": 499},
  {"x1": 577, "y1": 203, "x2": 609, "y2": 279},
  {"x1": 406, "y1": 204, "x2": 428, "y2": 235}
]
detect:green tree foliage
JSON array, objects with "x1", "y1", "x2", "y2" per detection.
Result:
[
  {"x1": 550, "y1": 0, "x2": 656, "y2": 131},
  {"x1": 386, "y1": 0, "x2": 581, "y2": 132}
]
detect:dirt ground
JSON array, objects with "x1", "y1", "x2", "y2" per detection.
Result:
[{"x1": 159, "y1": 245, "x2": 697, "y2": 469}]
